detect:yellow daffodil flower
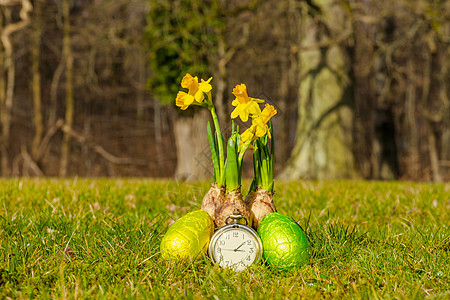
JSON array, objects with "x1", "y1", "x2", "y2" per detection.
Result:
[
  {"x1": 238, "y1": 104, "x2": 277, "y2": 151},
  {"x1": 230, "y1": 84, "x2": 264, "y2": 122},
  {"x1": 253, "y1": 104, "x2": 277, "y2": 139},
  {"x1": 176, "y1": 73, "x2": 212, "y2": 110}
]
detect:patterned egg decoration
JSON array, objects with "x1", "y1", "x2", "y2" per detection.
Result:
[
  {"x1": 160, "y1": 210, "x2": 214, "y2": 260},
  {"x1": 258, "y1": 212, "x2": 310, "y2": 271}
]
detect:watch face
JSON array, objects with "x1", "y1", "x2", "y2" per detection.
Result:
[{"x1": 211, "y1": 226, "x2": 261, "y2": 272}]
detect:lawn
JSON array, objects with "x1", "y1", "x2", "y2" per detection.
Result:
[{"x1": 0, "y1": 178, "x2": 448, "y2": 299}]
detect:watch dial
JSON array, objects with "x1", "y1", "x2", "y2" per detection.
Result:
[{"x1": 213, "y1": 228, "x2": 259, "y2": 271}]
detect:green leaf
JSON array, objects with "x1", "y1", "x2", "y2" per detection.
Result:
[
  {"x1": 235, "y1": 132, "x2": 242, "y2": 183},
  {"x1": 253, "y1": 145, "x2": 262, "y2": 187},
  {"x1": 207, "y1": 122, "x2": 219, "y2": 183},
  {"x1": 269, "y1": 121, "x2": 275, "y2": 192},
  {"x1": 254, "y1": 138, "x2": 269, "y2": 190},
  {"x1": 249, "y1": 177, "x2": 257, "y2": 192},
  {"x1": 225, "y1": 135, "x2": 239, "y2": 190},
  {"x1": 260, "y1": 150, "x2": 269, "y2": 189}
]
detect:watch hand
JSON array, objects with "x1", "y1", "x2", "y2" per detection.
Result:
[
  {"x1": 221, "y1": 248, "x2": 245, "y2": 252},
  {"x1": 234, "y1": 242, "x2": 246, "y2": 252}
]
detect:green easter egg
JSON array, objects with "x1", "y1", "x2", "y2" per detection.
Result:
[
  {"x1": 258, "y1": 212, "x2": 310, "y2": 271},
  {"x1": 160, "y1": 210, "x2": 214, "y2": 260}
]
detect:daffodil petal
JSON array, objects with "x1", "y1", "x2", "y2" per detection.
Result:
[
  {"x1": 260, "y1": 104, "x2": 277, "y2": 123},
  {"x1": 199, "y1": 82, "x2": 212, "y2": 93},
  {"x1": 202, "y1": 77, "x2": 213, "y2": 84},
  {"x1": 181, "y1": 74, "x2": 194, "y2": 88},
  {"x1": 233, "y1": 84, "x2": 250, "y2": 104},
  {"x1": 181, "y1": 74, "x2": 200, "y2": 95},
  {"x1": 248, "y1": 102, "x2": 262, "y2": 116},
  {"x1": 250, "y1": 97, "x2": 265, "y2": 104},
  {"x1": 255, "y1": 125, "x2": 267, "y2": 137},
  {"x1": 239, "y1": 111, "x2": 249, "y2": 122},
  {"x1": 194, "y1": 91, "x2": 204, "y2": 103},
  {"x1": 230, "y1": 108, "x2": 239, "y2": 119},
  {"x1": 176, "y1": 91, "x2": 187, "y2": 108},
  {"x1": 184, "y1": 94, "x2": 195, "y2": 106},
  {"x1": 240, "y1": 128, "x2": 254, "y2": 144}
]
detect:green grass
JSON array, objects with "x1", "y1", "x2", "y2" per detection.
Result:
[{"x1": 0, "y1": 178, "x2": 449, "y2": 299}]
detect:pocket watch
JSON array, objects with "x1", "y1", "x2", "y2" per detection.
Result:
[{"x1": 208, "y1": 209, "x2": 263, "y2": 272}]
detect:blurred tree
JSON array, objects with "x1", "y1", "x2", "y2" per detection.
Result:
[
  {"x1": 350, "y1": 0, "x2": 379, "y2": 179},
  {"x1": 279, "y1": 0, "x2": 359, "y2": 180},
  {"x1": 0, "y1": 0, "x2": 447, "y2": 180},
  {"x1": 146, "y1": 0, "x2": 217, "y2": 180},
  {"x1": 226, "y1": 0, "x2": 302, "y2": 171},
  {"x1": 279, "y1": 0, "x2": 450, "y2": 181},
  {"x1": 145, "y1": 0, "x2": 260, "y2": 180},
  {"x1": 0, "y1": 0, "x2": 32, "y2": 176},
  {"x1": 146, "y1": 0, "x2": 215, "y2": 105},
  {"x1": 347, "y1": 0, "x2": 450, "y2": 181}
]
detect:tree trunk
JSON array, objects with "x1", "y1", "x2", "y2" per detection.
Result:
[
  {"x1": 442, "y1": 47, "x2": 450, "y2": 172},
  {"x1": 351, "y1": 13, "x2": 377, "y2": 179},
  {"x1": 173, "y1": 109, "x2": 211, "y2": 181},
  {"x1": 214, "y1": 32, "x2": 227, "y2": 130},
  {"x1": 153, "y1": 98, "x2": 163, "y2": 171},
  {"x1": 277, "y1": 0, "x2": 300, "y2": 165},
  {"x1": 59, "y1": 0, "x2": 74, "y2": 176},
  {"x1": 380, "y1": 1, "x2": 450, "y2": 181},
  {"x1": 278, "y1": 1, "x2": 358, "y2": 180},
  {"x1": 0, "y1": 9, "x2": 7, "y2": 176},
  {"x1": 31, "y1": 0, "x2": 43, "y2": 161},
  {"x1": 436, "y1": 26, "x2": 450, "y2": 179}
]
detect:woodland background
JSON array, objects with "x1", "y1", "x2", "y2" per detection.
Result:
[{"x1": 0, "y1": 0, "x2": 449, "y2": 181}]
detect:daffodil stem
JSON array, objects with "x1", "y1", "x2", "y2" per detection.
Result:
[{"x1": 209, "y1": 106, "x2": 225, "y2": 186}]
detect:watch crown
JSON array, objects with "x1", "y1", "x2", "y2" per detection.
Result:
[{"x1": 226, "y1": 209, "x2": 248, "y2": 225}]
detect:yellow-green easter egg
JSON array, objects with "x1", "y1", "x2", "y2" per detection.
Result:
[
  {"x1": 160, "y1": 210, "x2": 214, "y2": 260},
  {"x1": 258, "y1": 212, "x2": 310, "y2": 271}
]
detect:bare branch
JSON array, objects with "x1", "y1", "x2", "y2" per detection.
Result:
[
  {"x1": 21, "y1": 146, "x2": 44, "y2": 176},
  {"x1": 0, "y1": 1, "x2": 32, "y2": 52},
  {"x1": 0, "y1": 0, "x2": 22, "y2": 5},
  {"x1": 36, "y1": 119, "x2": 64, "y2": 162},
  {"x1": 60, "y1": 124, "x2": 148, "y2": 166}
]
